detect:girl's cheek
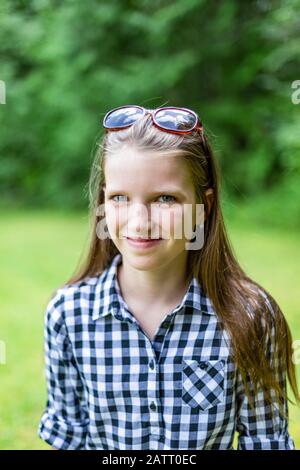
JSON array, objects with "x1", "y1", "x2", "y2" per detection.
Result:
[
  {"x1": 152, "y1": 205, "x2": 185, "y2": 239},
  {"x1": 173, "y1": 207, "x2": 188, "y2": 240},
  {"x1": 105, "y1": 204, "x2": 123, "y2": 238},
  {"x1": 182, "y1": 202, "x2": 198, "y2": 239},
  {"x1": 169, "y1": 204, "x2": 197, "y2": 241}
]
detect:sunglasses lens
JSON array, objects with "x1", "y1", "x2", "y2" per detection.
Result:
[
  {"x1": 104, "y1": 106, "x2": 144, "y2": 128},
  {"x1": 155, "y1": 108, "x2": 197, "y2": 131}
]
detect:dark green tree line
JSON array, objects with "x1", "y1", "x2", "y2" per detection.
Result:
[{"x1": 0, "y1": 0, "x2": 299, "y2": 225}]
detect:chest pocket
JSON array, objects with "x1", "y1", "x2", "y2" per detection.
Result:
[{"x1": 182, "y1": 359, "x2": 225, "y2": 410}]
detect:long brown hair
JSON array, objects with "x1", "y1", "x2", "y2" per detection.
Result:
[{"x1": 63, "y1": 112, "x2": 299, "y2": 417}]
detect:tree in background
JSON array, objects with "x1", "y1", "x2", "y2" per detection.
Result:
[{"x1": 0, "y1": 0, "x2": 299, "y2": 226}]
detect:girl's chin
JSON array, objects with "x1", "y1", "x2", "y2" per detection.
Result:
[{"x1": 120, "y1": 256, "x2": 166, "y2": 274}]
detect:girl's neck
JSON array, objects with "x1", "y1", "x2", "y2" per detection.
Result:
[{"x1": 117, "y1": 252, "x2": 192, "y2": 309}]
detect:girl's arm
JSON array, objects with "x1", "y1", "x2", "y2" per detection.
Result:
[
  {"x1": 235, "y1": 294, "x2": 295, "y2": 450},
  {"x1": 38, "y1": 291, "x2": 89, "y2": 450}
]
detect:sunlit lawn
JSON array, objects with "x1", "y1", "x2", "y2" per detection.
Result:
[{"x1": 0, "y1": 208, "x2": 299, "y2": 449}]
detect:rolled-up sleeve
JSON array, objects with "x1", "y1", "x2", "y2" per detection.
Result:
[
  {"x1": 236, "y1": 292, "x2": 295, "y2": 450},
  {"x1": 38, "y1": 291, "x2": 89, "y2": 449},
  {"x1": 236, "y1": 371, "x2": 295, "y2": 450}
]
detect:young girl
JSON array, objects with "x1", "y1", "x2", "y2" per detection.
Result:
[{"x1": 38, "y1": 105, "x2": 299, "y2": 450}]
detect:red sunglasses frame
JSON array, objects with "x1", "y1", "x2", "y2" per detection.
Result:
[{"x1": 103, "y1": 105, "x2": 203, "y2": 135}]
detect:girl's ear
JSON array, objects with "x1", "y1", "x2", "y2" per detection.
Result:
[{"x1": 204, "y1": 188, "x2": 214, "y2": 221}]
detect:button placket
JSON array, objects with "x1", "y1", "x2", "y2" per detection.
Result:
[
  {"x1": 149, "y1": 400, "x2": 160, "y2": 438},
  {"x1": 128, "y1": 311, "x2": 168, "y2": 448},
  {"x1": 144, "y1": 344, "x2": 161, "y2": 441}
]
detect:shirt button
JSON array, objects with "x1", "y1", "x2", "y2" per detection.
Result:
[
  {"x1": 149, "y1": 401, "x2": 157, "y2": 411},
  {"x1": 199, "y1": 362, "x2": 208, "y2": 370},
  {"x1": 149, "y1": 360, "x2": 155, "y2": 370}
]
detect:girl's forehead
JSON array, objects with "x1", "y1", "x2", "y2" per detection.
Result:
[{"x1": 105, "y1": 147, "x2": 192, "y2": 188}]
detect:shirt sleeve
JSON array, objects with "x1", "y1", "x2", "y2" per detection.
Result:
[
  {"x1": 38, "y1": 290, "x2": 89, "y2": 449},
  {"x1": 235, "y1": 292, "x2": 295, "y2": 450}
]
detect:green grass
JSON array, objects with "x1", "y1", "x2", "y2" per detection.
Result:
[{"x1": 0, "y1": 209, "x2": 299, "y2": 449}]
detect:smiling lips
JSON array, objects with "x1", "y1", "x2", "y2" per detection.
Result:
[
  {"x1": 125, "y1": 237, "x2": 163, "y2": 249},
  {"x1": 126, "y1": 237, "x2": 162, "y2": 240}
]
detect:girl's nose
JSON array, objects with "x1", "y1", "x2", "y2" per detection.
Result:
[{"x1": 126, "y1": 203, "x2": 152, "y2": 237}]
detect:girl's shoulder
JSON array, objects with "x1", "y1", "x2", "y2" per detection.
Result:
[{"x1": 44, "y1": 272, "x2": 105, "y2": 330}]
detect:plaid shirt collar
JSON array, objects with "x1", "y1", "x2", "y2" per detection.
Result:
[{"x1": 92, "y1": 252, "x2": 215, "y2": 321}]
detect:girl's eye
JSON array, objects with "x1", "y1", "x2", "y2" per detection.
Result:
[
  {"x1": 110, "y1": 194, "x2": 176, "y2": 204},
  {"x1": 110, "y1": 195, "x2": 127, "y2": 202},
  {"x1": 157, "y1": 195, "x2": 177, "y2": 204}
]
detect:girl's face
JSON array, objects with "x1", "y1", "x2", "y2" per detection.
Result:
[{"x1": 103, "y1": 146, "x2": 198, "y2": 271}]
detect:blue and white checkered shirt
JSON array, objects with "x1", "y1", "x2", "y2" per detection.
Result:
[{"x1": 38, "y1": 252, "x2": 295, "y2": 450}]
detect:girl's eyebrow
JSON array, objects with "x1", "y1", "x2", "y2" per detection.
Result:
[
  {"x1": 156, "y1": 190, "x2": 185, "y2": 195},
  {"x1": 107, "y1": 190, "x2": 187, "y2": 199}
]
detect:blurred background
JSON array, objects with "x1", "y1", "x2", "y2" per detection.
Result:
[{"x1": 0, "y1": 0, "x2": 299, "y2": 449}]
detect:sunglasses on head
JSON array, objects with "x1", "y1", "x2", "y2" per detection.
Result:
[
  {"x1": 102, "y1": 104, "x2": 214, "y2": 189},
  {"x1": 102, "y1": 105, "x2": 203, "y2": 135}
]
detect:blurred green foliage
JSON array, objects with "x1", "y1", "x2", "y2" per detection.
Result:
[{"x1": 0, "y1": 0, "x2": 300, "y2": 226}]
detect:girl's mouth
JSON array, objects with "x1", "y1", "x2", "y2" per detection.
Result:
[{"x1": 125, "y1": 237, "x2": 163, "y2": 249}]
